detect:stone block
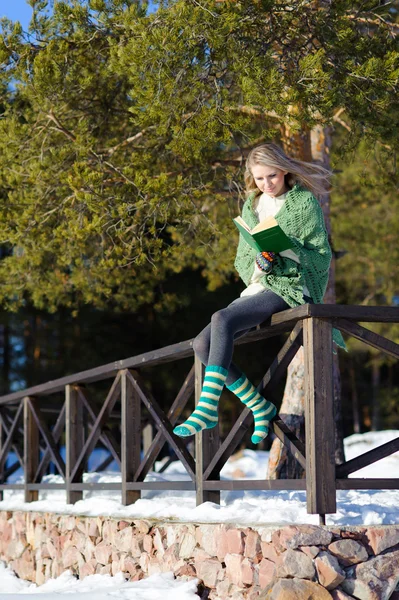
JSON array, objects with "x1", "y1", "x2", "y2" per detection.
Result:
[
  {"x1": 258, "y1": 558, "x2": 277, "y2": 588},
  {"x1": 268, "y1": 577, "x2": 333, "y2": 599},
  {"x1": 143, "y1": 534, "x2": 153, "y2": 554},
  {"x1": 98, "y1": 564, "x2": 112, "y2": 575},
  {"x1": 328, "y1": 539, "x2": 369, "y2": 566},
  {"x1": 330, "y1": 589, "x2": 357, "y2": 599},
  {"x1": 6, "y1": 539, "x2": 27, "y2": 560},
  {"x1": 261, "y1": 542, "x2": 283, "y2": 564},
  {"x1": 241, "y1": 557, "x2": 254, "y2": 586},
  {"x1": 122, "y1": 557, "x2": 140, "y2": 578},
  {"x1": 300, "y1": 545, "x2": 320, "y2": 559},
  {"x1": 87, "y1": 519, "x2": 100, "y2": 538},
  {"x1": 178, "y1": 530, "x2": 196, "y2": 559},
  {"x1": 315, "y1": 551, "x2": 345, "y2": 590},
  {"x1": 139, "y1": 552, "x2": 150, "y2": 573},
  {"x1": 226, "y1": 529, "x2": 245, "y2": 554},
  {"x1": 225, "y1": 553, "x2": 244, "y2": 587},
  {"x1": 342, "y1": 549, "x2": 399, "y2": 600},
  {"x1": 272, "y1": 525, "x2": 333, "y2": 552},
  {"x1": 198, "y1": 524, "x2": 220, "y2": 557},
  {"x1": 11, "y1": 552, "x2": 36, "y2": 583},
  {"x1": 62, "y1": 546, "x2": 85, "y2": 569},
  {"x1": 364, "y1": 526, "x2": 399, "y2": 556},
  {"x1": 131, "y1": 536, "x2": 143, "y2": 558},
  {"x1": 174, "y1": 563, "x2": 197, "y2": 578},
  {"x1": 244, "y1": 529, "x2": 261, "y2": 558},
  {"x1": 133, "y1": 520, "x2": 151, "y2": 534},
  {"x1": 71, "y1": 530, "x2": 86, "y2": 552},
  {"x1": 113, "y1": 526, "x2": 133, "y2": 553},
  {"x1": 102, "y1": 520, "x2": 118, "y2": 544},
  {"x1": 277, "y1": 549, "x2": 315, "y2": 580},
  {"x1": 80, "y1": 561, "x2": 96, "y2": 579},
  {"x1": 153, "y1": 529, "x2": 165, "y2": 556},
  {"x1": 83, "y1": 537, "x2": 96, "y2": 562},
  {"x1": 196, "y1": 557, "x2": 223, "y2": 588},
  {"x1": 94, "y1": 541, "x2": 112, "y2": 565}
]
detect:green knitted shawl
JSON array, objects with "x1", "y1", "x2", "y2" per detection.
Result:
[{"x1": 234, "y1": 182, "x2": 346, "y2": 351}]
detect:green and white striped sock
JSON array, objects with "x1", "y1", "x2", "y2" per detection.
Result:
[
  {"x1": 173, "y1": 365, "x2": 228, "y2": 437},
  {"x1": 227, "y1": 374, "x2": 277, "y2": 444}
]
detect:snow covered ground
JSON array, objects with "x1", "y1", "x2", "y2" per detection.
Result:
[
  {"x1": 0, "y1": 430, "x2": 398, "y2": 528},
  {"x1": 0, "y1": 566, "x2": 199, "y2": 599},
  {"x1": 0, "y1": 430, "x2": 398, "y2": 597}
]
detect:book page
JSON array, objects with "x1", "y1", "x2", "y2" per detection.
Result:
[
  {"x1": 233, "y1": 216, "x2": 251, "y2": 232},
  {"x1": 251, "y1": 215, "x2": 278, "y2": 234}
]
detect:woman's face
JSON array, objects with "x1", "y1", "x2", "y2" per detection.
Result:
[{"x1": 251, "y1": 164, "x2": 288, "y2": 197}]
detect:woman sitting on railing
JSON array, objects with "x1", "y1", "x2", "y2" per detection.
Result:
[{"x1": 173, "y1": 143, "x2": 345, "y2": 444}]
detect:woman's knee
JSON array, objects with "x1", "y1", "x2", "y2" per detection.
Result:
[{"x1": 192, "y1": 331, "x2": 210, "y2": 362}]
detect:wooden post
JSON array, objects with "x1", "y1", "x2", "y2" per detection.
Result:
[
  {"x1": 24, "y1": 397, "x2": 39, "y2": 502},
  {"x1": 303, "y1": 317, "x2": 336, "y2": 516},
  {"x1": 121, "y1": 370, "x2": 141, "y2": 505},
  {"x1": 66, "y1": 385, "x2": 84, "y2": 504},
  {"x1": 195, "y1": 356, "x2": 220, "y2": 506}
]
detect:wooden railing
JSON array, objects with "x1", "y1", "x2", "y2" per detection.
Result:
[{"x1": 1, "y1": 304, "x2": 399, "y2": 523}]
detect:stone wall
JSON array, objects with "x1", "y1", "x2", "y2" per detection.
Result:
[{"x1": 1, "y1": 511, "x2": 399, "y2": 599}]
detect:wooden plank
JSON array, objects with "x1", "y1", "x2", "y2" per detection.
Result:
[
  {"x1": 0, "y1": 307, "x2": 310, "y2": 406},
  {"x1": 336, "y1": 437, "x2": 399, "y2": 478},
  {"x1": 66, "y1": 385, "x2": 84, "y2": 504},
  {"x1": 35, "y1": 404, "x2": 66, "y2": 481},
  {"x1": 0, "y1": 340, "x2": 195, "y2": 405},
  {"x1": 121, "y1": 371, "x2": 141, "y2": 505},
  {"x1": 195, "y1": 356, "x2": 220, "y2": 506},
  {"x1": 70, "y1": 372, "x2": 122, "y2": 482},
  {"x1": 28, "y1": 398, "x2": 66, "y2": 479},
  {"x1": 203, "y1": 408, "x2": 252, "y2": 481},
  {"x1": 336, "y1": 479, "x2": 399, "y2": 490},
  {"x1": 333, "y1": 319, "x2": 399, "y2": 360},
  {"x1": 0, "y1": 403, "x2": 24, "y2": 472},
  {"x1": 263, "y1": 322, "x2": 303, "y2": 394},
  {"x1": 126, "y1": 371, "x2": 196, "y2": 480},
  {"x1": 134, "y1": 366, "x2": 194, "y2": 481},
  {"x1": 24, "y1": 398, "x2": 39, "y2": 502},
  {"x1": 77, "y1": 389, "x2": 121, "y2": 466},
  {"x1": 303, "y1": 317, "x2": 336, "y2": 515},
  {"x1": 203, "y1": 479, "x2": 307, "y2": 491},
  {"x1": 309, "y1": 304, "x2": 399, "y2": 322},
  {"x1": 0, "y1": 408, "x2": 24, "y2": 470},
  {"x1": 272, "y1": 418, "x2": 306, "y2": 470}
]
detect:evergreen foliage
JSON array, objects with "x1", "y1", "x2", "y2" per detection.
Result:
[{"x1": 0, "y1": 0, "x2": 398, "y2": 311}]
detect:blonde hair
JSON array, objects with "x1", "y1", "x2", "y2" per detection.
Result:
[{"x1": 244, "y1": 143, "x2": 332, "y2": 199}]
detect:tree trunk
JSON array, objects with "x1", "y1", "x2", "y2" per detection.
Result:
[{"x1": 267, "y1": 124, "x2": 345, "y2": 479}]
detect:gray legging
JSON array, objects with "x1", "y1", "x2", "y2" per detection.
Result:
[{"x1": 193, "y1": 288, "x2": 289, "y2": 386}]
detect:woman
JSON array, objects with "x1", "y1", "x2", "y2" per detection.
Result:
[{"x1": 173, "y1": 143, "x2": 345, "y2": 444}]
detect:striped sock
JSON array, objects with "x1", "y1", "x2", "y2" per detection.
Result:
[
  {"x1": 227, "y1": 374, "x2": 277, "y2": 444},
  {"x1": 173, "y1": 365, "x2": 228, "y2": 437}
]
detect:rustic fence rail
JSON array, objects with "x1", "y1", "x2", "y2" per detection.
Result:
[{"x1": 1, "y1": 304, "x2": 399, "y2": 523}]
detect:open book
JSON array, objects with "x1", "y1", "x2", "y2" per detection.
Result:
[{"x1": 233, "y1": 215, "x2": 294, "y2": 253}]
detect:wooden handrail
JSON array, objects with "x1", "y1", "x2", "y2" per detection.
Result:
[{"x1": 0, "y1": 304, "x2": 398, "y2": 520}]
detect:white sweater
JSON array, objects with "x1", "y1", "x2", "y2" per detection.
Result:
[{"x1": 240, "y1": 191, "x2": 310, "y2": 298}]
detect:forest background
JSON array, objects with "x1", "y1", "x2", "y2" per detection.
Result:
[{"x1": 0, "y1": 0, "x2": 398, "y2": 448}]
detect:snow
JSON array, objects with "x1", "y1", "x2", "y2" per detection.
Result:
[
  {"x1": 0, "y1": 430, "x2": 398, "y2": 597},
  {"x1": 0, "y1": 565, "x2": 199, "y2": 599},
  {"x1": 1, "y1": 430, "x2": 398, "y2": 527}
]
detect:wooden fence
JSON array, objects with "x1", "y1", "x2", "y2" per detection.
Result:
[{"x1": 0, "y1": 304, "x2": 398, "y2": 524}]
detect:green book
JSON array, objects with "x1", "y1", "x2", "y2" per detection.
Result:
[{"x1": 233, "y1": 215, "x2": 294, "y2": 253}]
